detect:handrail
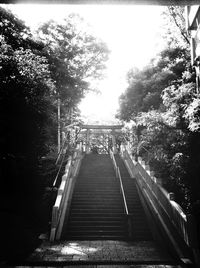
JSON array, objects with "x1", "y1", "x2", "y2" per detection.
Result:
[
  {"x1": 64, "y1": 122, "x2": 80, "y2": 130},
  {"x1": 109, "y1": 150, "x2": 130, "y2": 216},
  {"x1": 53, "y1": 151, "x2": 66, "y2": 187},
  {"x1": 111, "y1": 150, "x2": 118, "y2": 177},
  {"x1": 109, "y1": 149, "x2": 132, "y2": 238},
  {"x1": 117, "y1": 166, "x2": 129, "y2": 215}
]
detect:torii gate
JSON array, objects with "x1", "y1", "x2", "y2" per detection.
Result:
[{"x1": 80, "y1": 124, "x2": 123, "y2": 154}]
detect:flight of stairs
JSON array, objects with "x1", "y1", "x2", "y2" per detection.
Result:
[
  {"x1": 62, "y1": 153, "x2": 152, "y2": 241},
  {"x1": 62, "y1": 154, "x2": 128, "y2": 240}
]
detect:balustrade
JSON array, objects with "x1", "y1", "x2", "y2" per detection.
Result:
[
  {"x1": 50, "y1": 143, "x2": 83, "y2": 242},
  {"x1": 120, "y1": 144, "x2": 200, "y2": 266}
]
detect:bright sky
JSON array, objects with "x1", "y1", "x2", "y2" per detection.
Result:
[{"x1": 7, "y1": 4, "x2": 165, "y2": 123}]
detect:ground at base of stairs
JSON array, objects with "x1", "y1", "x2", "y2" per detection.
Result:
[{"x1": 26, "y1": 240, "x2": 173, "y2": 263}]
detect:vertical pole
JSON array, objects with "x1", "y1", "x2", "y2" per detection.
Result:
[
  {"x1": 86, "y1": 129, "x2": 90, "y2": 154},
  {"x1": 103, "y1": 134, "x2": 106, "y2": 153},
  {"x1": 58, "y1": 97, "x2": 61, "y2": 154}
]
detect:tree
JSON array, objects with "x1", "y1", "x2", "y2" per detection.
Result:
[
  {"x1": 37, "y1": 14, "x2": 109, "y2": 110},
  {"x1": 37, "y1": 14, "x2": 109, "y2": 150},
  {"x1": 117, "y1": 46, "x2": 190, "y2": 122},
  {"x1": 161, "y1": 6, "x2": 190, "y2": 48},
  {"x1": 0, "y1": 7, "x2": 56, "y2": 260},
  {"x1": 116, "y1": 16, "x2": 200, "y2": 212}
]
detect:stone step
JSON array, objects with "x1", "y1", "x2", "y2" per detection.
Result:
[
  {"x1": 70, "y1": 204, "x2": 124, "y2": 209},
  {"x1": 65, "y1": 234, "x2": 126, "y2": 240},
  {"x1": 72, "y1": 193, "x2": 121, "y2": 197},
  {"x1": 77, "y1": 180, "x2": 117, "y2": 183},
  {"x1": 77, "y1": 174, "x2": 116, "y2": 177},
  {"x1": 74, "y1": 186, "x2": 120, "y2": 190},
  {"x1": 65, "y1": 230, "x2": 127, "y2": 236},
  {"x1": 71, "y1": 200, "x2": 123, "y2": 205},
  {"x1": 71, "y1": 208, "x2": 125, "y2": 214},
  {"x1": 69, "y1": 212, "x2": 125, "y2": 218},
  {"x1": 67, "y1": 225, "x2": 126, "y2": 231},
  {"x1": 67, "y1": 220, "x2": 126, "y2": 226},
  {"x1": 75, "y1": 181, "x2": 118, "y2": 184},
  {"x1": 71, "y1": 197, "x2": 123, "y2": 202}
]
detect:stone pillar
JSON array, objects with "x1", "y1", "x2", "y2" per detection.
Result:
[
  {"x1": 86, "y1": 129, "x2": 90, "y2": 154},
  {"x1": 111, "y1": 131, "x2": 117, "y2": 154},
  {"x1": 103, "y1": 134, "x2": 106, "y2": 152}
]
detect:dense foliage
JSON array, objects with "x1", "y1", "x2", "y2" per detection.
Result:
[
  {"x1": 117, "y1": 8, "x2": 200, "y2": 213},
  {"x1": 0, "y1": 6, "x2": 55, "y2": 259},
  {"x1": 37, "y1": 15, "x2": 109, "y2": 127},
  {"x1": 0, "y1": 6, "x2": 55, "y2": 196}
]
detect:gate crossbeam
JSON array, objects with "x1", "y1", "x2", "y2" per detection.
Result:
[{"x1": 81, "y1": 124, "x2": 123, "y2": 130}]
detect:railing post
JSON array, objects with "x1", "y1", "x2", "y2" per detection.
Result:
[
  {"x1": 111, "y1": 132, "x2": 117, "y2": 154},
  {"x1": 168, "y1": 192, "x2": 175, "y2": 201},
  {"x1": 50, "y1": 206, "x2": 59, "y2": 242}
]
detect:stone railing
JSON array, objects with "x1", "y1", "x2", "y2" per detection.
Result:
[
  {"x1": 120, "y1": 144, "x2": 200, "y2": 266},
  {"x1": 50, "y1": 143, "x2": 83, "y2": 242}
]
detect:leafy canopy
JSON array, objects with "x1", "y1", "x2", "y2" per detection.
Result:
[{"x1": 37, "y1": 14, "x2": 109, "y2": 110}]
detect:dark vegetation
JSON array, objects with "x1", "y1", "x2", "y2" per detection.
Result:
[
  {"x1": 0, "y1": 6, "x2": 109, "y2": 261},
  {"x1": 117, "y1": 7, "x2": 200, "y2": 242}
]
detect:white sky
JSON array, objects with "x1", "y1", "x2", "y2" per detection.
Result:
[{"x1": 7, "y1": 4, "x2": 165, "y2": 123}]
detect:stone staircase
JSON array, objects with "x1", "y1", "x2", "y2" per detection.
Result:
[
  {"x1": 62, "y1": 153, "x2": 152, "y2": 241},
  {"x1": 62, "y1": 154, "x2": 127, "y2": 240}
]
